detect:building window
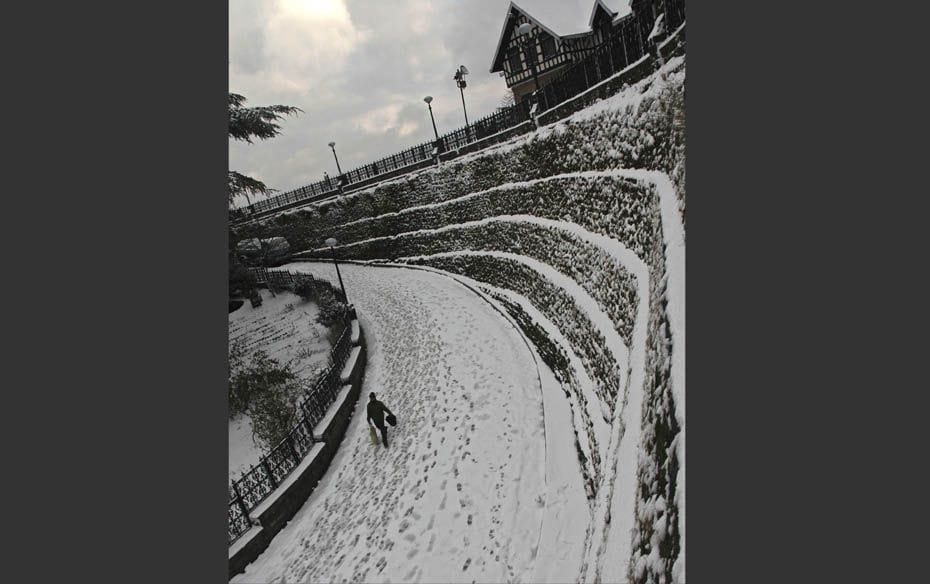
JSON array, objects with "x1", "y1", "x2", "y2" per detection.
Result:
[
  {"x1": 540, "y1": 34, "x2": 556, "y2": 59},
  {"x1": 508, "y1": 47, "x2": 523, "y2": 72}
]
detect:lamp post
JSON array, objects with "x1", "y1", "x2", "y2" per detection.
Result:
[
  {"x1": 327, "y1": 142, "x2": 343, "y2": 175},
  {"x1": 324, "y1": 237, "x2": 349, "y2": 305},
  {"x1": 328, "y1": 141, "x2": 344, "y2": 189},
  {"x1": 453, "y1": 65, "x2": 470, "y2": 128},
  {"x1": 423, "y1": 95, "x2": 440, "y2": 142},
  {"x1": 516, "y1": 23, "x2": 540, "y2": 96}
]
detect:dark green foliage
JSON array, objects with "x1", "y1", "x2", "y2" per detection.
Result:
[
  {"x1": 228, "y1": 92, "x2": 301, "y2": 207},
  {"x1": 227, "y1": 340, "x2": 249, "y2": 416},
  {"x1": 290, "y1": 274, "x2": 347, "y2": 327},
  {"x1": 228, "y1": 348, "x2": 304, "y2": 450},
  {"x1": 248, "y1": 370, "x2": 303, "y2": 450},
  {"x1": 228, "y1": 170, "x2": 271, "y2": 206},
  {"x1": 292, "y1": 275, "x2": 317, "y2": 302},
  {"x1": 228, "y1": 253, "x2": 257, "y2": 298},
  {"x1": 314, "y1": 285, "x2": 348, "y2": 327},
  {"x1": 229, "y1": 93, "x2": 302, "y2": 144}
]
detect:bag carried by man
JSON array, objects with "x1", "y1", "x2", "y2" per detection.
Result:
[
  {"x1": 369, "y1": 424, "x2": 380, "y2": 445},
  {"x1": 386, "y1": 413, "x2": 397, "y2": 426}
]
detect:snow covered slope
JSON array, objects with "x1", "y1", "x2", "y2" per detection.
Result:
[
  {"x1": 232, "y1": 56, "x2": 686, "y2": 583},
  {"x1": 233, "y1": 264, "x2": 592, "y2": 583}
]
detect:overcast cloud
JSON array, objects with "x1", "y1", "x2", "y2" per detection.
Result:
[{"x1": 229, "y1": 0, "x2": 581, "y2": 205}]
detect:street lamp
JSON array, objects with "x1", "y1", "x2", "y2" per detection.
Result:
[
  {"x1": 328, "y1": 141, "x2": 344, "y2": 188},
  {"x1": 453, "y1": 65, "x2": 470, "y2": 127},
  {"x1": 516, "y1": 22, "x2": 540, "y2": 95},
  {"x1": 423, "y1": 95, "x2": 440, "y2": 142},
  {"x1": 324, "y1": 237, "x2": 349, "y2": 305}
]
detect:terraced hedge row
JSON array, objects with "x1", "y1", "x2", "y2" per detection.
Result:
[
  {"x1": 304, "y1": 176, "x2": 657, "y2": 262},
  {"x1": 409, "y1": 254, "x2": 615, "y2": 496},
  {"x1": 489, "y1": 291, "x2": 597, "y2": 500},
  {"x1": 232, "y1": 59, "x2": 686, "y2": 583},
  {"x1": 408, "y1": 253, "x2": 620, "y2": 417},
  {"x1": 320, "y1": 173, "x2": 678, "y2": 582},
  {"x1": 231, "y1": 58, "x2": 685, "y2": 248},
  {"x1": 311, "y1": 220, "x2": 638, "y2": 345},
  {"x1": 630, "y1": 224, "x2": 681, "y2": 584}
]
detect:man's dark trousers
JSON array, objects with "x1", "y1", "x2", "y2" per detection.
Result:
[{"x1": 374, "y1": 420, "x2": 388, "y2": 447}]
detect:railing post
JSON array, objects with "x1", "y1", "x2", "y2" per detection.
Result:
[
  {"x1": 262, "y1": 458, "x2": 278, "y2": 489},
  {"x1": 288, "y1": 432, "x2": 301, "y2": 464},
  {"x1": 231, "y1": 480, "x2": 252, "y2": 526},
  {"x1": 304, "y1": 414, "x2": 316, "y2": 442}
]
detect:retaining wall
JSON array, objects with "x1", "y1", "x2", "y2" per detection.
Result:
[{"x1": 228, "y1": 319, "x2": 368, "y2": 579}]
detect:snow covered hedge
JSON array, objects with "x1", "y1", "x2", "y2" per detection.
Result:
[
  {"x1": 630, "y1": 221, "x2": 681, "y2": 584},
  {"x1": 231, "y1": 58, "x2": 687, "y2": 583},
  {"x1": 489, "y1": 290, "x2": 597, "y2": 499},
  {"x1": 313, "y1": 220, "x2": 638, "y2": 345},
  {"x1": 413, "y1": 254, "x2": 622, "y2": 415},
  {"x1": 232, "y1": 57, "x2": 686, "y2": 247},
  {"x1": 304, "y1": 175, "x2": 657, "y2": 260}
]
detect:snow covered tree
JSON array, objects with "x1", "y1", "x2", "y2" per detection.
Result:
[
  {"x1": 228, "y1": 348, "x2": 303, "y2": 449},
  {"x1": 497, "y1": 90, "x2": 516, "y2": 111},
  {"x1": 228, "y1": 92, "x2": 302, "y2": 207}
]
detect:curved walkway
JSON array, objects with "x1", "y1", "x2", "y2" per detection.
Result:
[{"x1": 233, "y1": 263, "x2": 579, "y2": 583}]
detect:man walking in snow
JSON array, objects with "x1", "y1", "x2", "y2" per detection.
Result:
[{"x1": 367, "y1": 392, "x2": 394, "y2": 448}]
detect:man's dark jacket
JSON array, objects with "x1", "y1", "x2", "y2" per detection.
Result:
[{"x1": 367, "y1": 399, "x2": 392, "y2": 427}]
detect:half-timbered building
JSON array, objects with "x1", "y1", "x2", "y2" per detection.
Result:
[{"x1": 489, "y1": 0, "x2": 685, "y2": 103}]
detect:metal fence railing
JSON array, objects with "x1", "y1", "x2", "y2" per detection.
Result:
[
  {"x1": 246, "y1": 267, "x2": 347, "y2": 304},
  {"x1": 231, "y1": 2, "x2": 685, "y2": 222},
  {"x1": 229, "y1": 269, "x2": 354, "y2": 543}
]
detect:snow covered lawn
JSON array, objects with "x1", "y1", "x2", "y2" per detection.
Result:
[{"x1": 229, "y1": 289, "x2": 333, "y2": 481}]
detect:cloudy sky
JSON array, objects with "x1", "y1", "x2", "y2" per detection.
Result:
[{"x1": 229, "y1": 0, "x2": 591, "y2": 206}]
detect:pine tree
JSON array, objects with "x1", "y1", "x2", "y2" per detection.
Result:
[{"x1": 228, "y1": 93, "x2": 302, "y2": 207}]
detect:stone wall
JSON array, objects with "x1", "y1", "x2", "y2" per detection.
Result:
[{"x1": 228, "y1": 319, "x2": 368, "y2": 579}]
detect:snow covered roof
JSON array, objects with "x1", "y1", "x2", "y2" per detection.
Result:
[
  {"x1": 589, "y1": 0, "x2": 633, "y2": 27},
  {"x1": 511, "y1": 0, "x2": 592, "y2": 37},
  {"x1": 488, "y1": 0, "x2": 636, "y2": 73},
  {"x1": 490, "y1": 0, "x2": 591, "y2": 73}
]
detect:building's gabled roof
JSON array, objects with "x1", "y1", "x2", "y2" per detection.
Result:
[
  {"x1": 489, "y1": 1, "x2": 595, "y2": 73},
  {"x1": 514, "y1": 0, "x2": 592, "y2": 36},
  {"x1": 588, "y1": 0, "x2": 633, "y2": 27},
  {"x1": 489, "y1": 1, "x2": 636, "y2": 73}
]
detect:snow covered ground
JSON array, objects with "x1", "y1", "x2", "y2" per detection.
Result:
[
  {"x1": 229, "y1": 289, "x2": 332, "y2": 481},
  {"x1": 230, "y1": 55, "x2": 686, "y2": 582},
  {"x1": 232, "y1": 262, "x2": 591, "y2": 583}
]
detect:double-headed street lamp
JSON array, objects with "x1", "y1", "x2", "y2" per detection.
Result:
[
  {"x1": 453, "y1": 65, "x2": 470, "y2": 128},
  {"x1": 324, "y1": 237, "x2": 349, "y2": 305}
]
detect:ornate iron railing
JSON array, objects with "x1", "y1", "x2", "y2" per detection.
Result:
[
  {"x1": 231, "y1": 2, "x2": 685, "y2": 222},
  {"x1": 246, "y1": 267, "x2": 347, "y2": 304},
  {"x1": 228, "y1": 270, "x2": 355, "y2": 544}
]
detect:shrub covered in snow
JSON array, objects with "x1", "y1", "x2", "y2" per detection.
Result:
[
  {"x1": 325, "y1": 221, "x2": 638, "y2": 345},
  {"x1": 408, "y1": 254, "x2": 621, "y2": 414},
  {"x1": 229, "y1": 349, "x2": 305, "y2": 450},
  {"x1": 291, "y1": 274, "x2": 348, "y2": 328},
  {"x1": 629, "y1": 225, "x2": 681, "y2": 584},
  {"x1": 232, "y1": 58, "x2": 686, "y2": 247}
]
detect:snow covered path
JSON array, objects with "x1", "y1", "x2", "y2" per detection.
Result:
[{"x1": 233, "y1": 262, "x2": 576, "y2": 584}]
